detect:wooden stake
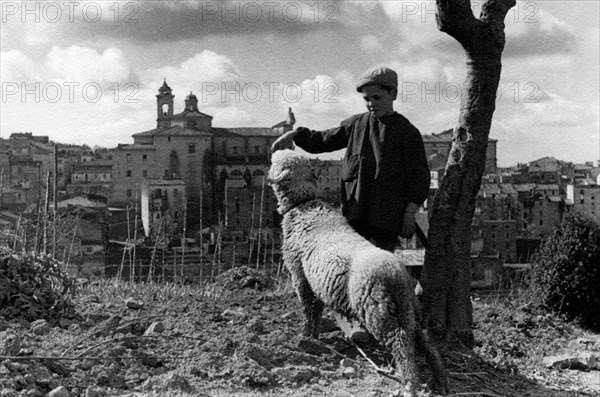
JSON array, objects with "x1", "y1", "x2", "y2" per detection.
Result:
[
  {"x1": 43, "y1": 171, "x2": 50, "y2": 255},
  {"x1": 256, "y1": 177, "x2": 265, "y2": 269},
  {"x1": 199, "y1": 179, "x2": 204, "y2": 281},
  {"x1": 248, "y1": 191, "x2": 256, "y2": 265},
  {"x1": 180, "y1": 197, "x2": 187, "y2": 281},
  {"x1": 131, "y1": 191, "x2": 139, "y2": 284}
]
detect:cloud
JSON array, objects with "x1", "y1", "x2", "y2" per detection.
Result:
[
  {"x1": 141, "y1": 50, "x2": 241, "y2": 111},
  {"x1": 22, "y1": 0, "x2": 342, "y2": 44},
  {"x1": 44, "y1": 45, "x2": 131, "y2": 84},
  {"x1": 524, "y1": 93, "x2": 597, "y2": 127},
  {"x1": 0, "y1": 50, "x2": 39, "y2": 81},
  {"x1": 421, "y1": 7, "x2": 578, "y2": 60},
  {"x1": 490, "y1": 89, "x2": 599, "y2": 165},
  {"x1": 148, "y1": 50, "x2": 240, "y2": 85},
  {"x1": 203, "y1": 106, "x2": 255, "y2": 127},
  {"x1": 360, "y1": 35, "x2": 384, "y2": 52},
  {"x1": 282, "y1": 71, "x2": 364, "y2": 128},
  {"x1": 390, "y1": 58, "x2": 448, "y2": 84},
  {"x1": 504, "y1": 9, "x2": 577, "y2": 58},
  {"x1": 1, "y1": 45, "x2": 133, "y2": 88}
]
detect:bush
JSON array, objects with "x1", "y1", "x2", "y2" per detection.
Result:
[
  {"x1": 0, "y1": 247, "x2": 77, "y2": 324},
  {"x1": 530, "y1": 213, "x2": 600, "y2": 331}
]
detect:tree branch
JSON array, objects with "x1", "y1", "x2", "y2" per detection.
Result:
[
  {"x1": 437, "y1": 0, "x2": 516, "y2": 52},
  {"x1": 435, "y1": 0, "x2": 475, "y2": 43},
  {"x1": 480, "y1": 0, "x2": 517, "y2": 25}
]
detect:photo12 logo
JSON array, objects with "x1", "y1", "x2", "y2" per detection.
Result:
[
  {"x1": 198, "y1": 1, "x2": 339, "y2": 24},
  {"x1": 1, "y1": 1, "x2": 140, "y2": 23},
  {"x1": 1, "y1": 82, "x2": 140, "y2": 104},
  {"x1": 200, "y1": 81, "x2": 339, "y2": 104},
  {"x1": 395, "y1": 1, "x2": 539, "y2": 23},
  {"x1": 399, "y1": 81, "x2": 540, "y2": 104}
]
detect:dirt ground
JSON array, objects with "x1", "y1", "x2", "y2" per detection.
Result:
[{"x1": 0, "y1": 272, "x2": 598, "y2": 397}]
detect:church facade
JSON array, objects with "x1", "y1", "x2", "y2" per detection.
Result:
[{"x1": 108, "y1": 80, "x2": 294, "y2": 231}]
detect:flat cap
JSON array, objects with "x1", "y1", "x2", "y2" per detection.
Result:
[{"x1": 355, "y1": 65, "x2": 398, "y2": 92}]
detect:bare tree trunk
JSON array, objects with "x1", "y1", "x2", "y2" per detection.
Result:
[
  {"x1": 421, "y1": 0, "x2": 516, "y2": 347},
  {"x1": 53, "y1": 144, "x2": 57, "y2": 258}
]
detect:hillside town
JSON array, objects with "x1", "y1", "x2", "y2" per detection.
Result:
[{"x1": 1, "y1": 81, "x2": 599, "y2": 285}]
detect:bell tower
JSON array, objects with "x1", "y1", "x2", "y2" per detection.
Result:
[
  {"x1": 156, "y1": 79, "x2": 174, "y2": 129},
  {"x1": 184, "y1": 92, "x2": 199, "y2": 113}
]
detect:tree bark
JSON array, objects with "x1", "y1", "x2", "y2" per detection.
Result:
[{"x1": 421, "y1": 0, "x2": 516, "y2": 347}]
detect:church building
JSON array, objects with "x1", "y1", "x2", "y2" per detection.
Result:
[{"x1": 109, "y1": 80, "x2": 295, "y2": 231}]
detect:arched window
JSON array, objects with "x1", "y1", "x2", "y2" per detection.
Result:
[{"x1": 252, "y1": 169, "x2": 265, "y2": 186}]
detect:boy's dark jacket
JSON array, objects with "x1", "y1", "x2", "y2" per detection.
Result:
[{"x1": 293, "y1": 112, "x2": 431, "y2": 233}]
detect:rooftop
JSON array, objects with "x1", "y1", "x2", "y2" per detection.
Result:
[
  {"x1": 213, "y1": 127, "x2": 281, "y2": 137},
  {"x1": 171, "y1": 110, "x2": 213, "y2": 119},
  {"x1": 422, "y1": 128, "x2": 498, "y2": 142},
  {"x1": 115, "y1": 144, "x2": 157, "y2": 150},
  {"x1": 132, "y1": 126, "x2": 212, "y2": 138}
]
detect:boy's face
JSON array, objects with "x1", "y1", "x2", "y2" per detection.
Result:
[{"x1": 361, "y1": 85, "x2": 396, "y2": 118}]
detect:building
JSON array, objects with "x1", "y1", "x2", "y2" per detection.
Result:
[
  {"x1": 7, "y1": 155, "x2": 43, "y2": 204},
  {"x1": 534, "y1": 184, "x2": 562, "y2": 198},
  {"x1": 479, "y1": 219, "x2": 518, "y2": 263},
  {"x1": 0, "y1": 133, "x2": 91, "y2": 208},
  {"x1": 108, "y1": 81, "x2": 294, "y2": 235},
  {"x1": 476, "y1": 183, "x2": 518, "y2": 221},
  {"x1": 0, "y1": 138, "x2": 9, "y2": 182},
  {"x1": 567, "y1": 183, "x2": 600, "y2": 220},
  {"x1": 523, "y1": 195, "x2": 570, "y2": 239},
  {"x1": 68, "y1": 160, "x2": 113, "y2": 197},
  {"x1": 422, "y1": 129, "x2": 498, "y2": 174},
  {"x1": 57, "y1": 143, "x2": 85, "y2": 188}
]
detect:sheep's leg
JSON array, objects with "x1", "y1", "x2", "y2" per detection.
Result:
[
  {"x1": 308, "y1": 296, "x2": 324, "y2": 339},
  {"x1": 389, "y1": 327, "x2": 418, "y2": 397},
  {"x1": 363, "y1": 305, "x2": 419, "y2": 397},
  {"x1": 291, "y1": 270, "x2": 323, "y2": 338}
]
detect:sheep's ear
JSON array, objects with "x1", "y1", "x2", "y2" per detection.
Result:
[{"x1": 278, "y1": 197, "x2": 290, "y2": 214}]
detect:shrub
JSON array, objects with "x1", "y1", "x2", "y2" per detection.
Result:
[
  {"x1": 0, "y1": 247, "x2": 77, "y2": 324},
  {"x1": 530, "y1": 213, "x2": 600, "y2": 331}
]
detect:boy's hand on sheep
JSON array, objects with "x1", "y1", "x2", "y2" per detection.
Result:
[{"x1": 271, "y1": 129, "x2": 298, "y2": 152}]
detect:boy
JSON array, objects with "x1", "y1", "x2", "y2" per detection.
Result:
[{"x1": 271, "y1": 65, "x2": 430, "y2": 251}]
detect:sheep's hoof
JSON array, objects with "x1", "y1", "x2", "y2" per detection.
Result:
[{"x1": 333, "y1": 313, "x2": 374, "y2": 345}]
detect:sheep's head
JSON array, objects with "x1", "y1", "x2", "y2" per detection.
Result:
[{"x1": 268, "y1": 149, "x2": 317, "y2": 214}]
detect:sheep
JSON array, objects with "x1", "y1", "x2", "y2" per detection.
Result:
[{"x1": 268, "y1": 149, "x2": 449, "y2": 397}]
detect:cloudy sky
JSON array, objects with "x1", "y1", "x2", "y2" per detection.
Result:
[{"x1": 1, "y1": 0, "x2": 598, "y2": 166}]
